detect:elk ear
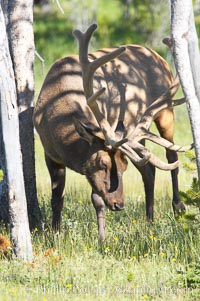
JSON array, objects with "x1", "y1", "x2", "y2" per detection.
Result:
[{"x1": 73, "y1": 117, "x2": 104, "y2": 145}]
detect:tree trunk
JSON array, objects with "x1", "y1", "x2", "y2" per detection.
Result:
[
  {"x1": 0, "y1": 4, "x2": 33, "y2": 261},
  {"x1": 3, "y1": 0, "x2": 41, "y2": 229},
  {"x1": 0, "y1": 130, "x2": 9, "y2": 224},
  {"x1": 170, "y1": 0, "x2": 200, "y2": 184},
  {"x1": 0, "y1": 1, "x2": 9, "y2": 224}
]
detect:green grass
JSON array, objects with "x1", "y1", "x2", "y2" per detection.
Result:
[{"x1": 0, "y1": 187, "x2": 200, "y2": 300}]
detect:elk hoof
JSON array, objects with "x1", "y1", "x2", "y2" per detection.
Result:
[{"x1": 173, "y1": 201, "x2": 186, "y2": 215}]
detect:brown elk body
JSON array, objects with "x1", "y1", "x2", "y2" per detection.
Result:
[{"x1": 34, "y1": 25, "x2": 191, "y2": 239}]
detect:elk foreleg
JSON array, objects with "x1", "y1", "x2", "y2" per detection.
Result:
[
  {"x1": 45, "y1": 154, "x2": 66, "y2": 231},
  {"x1": 134, "y1": 163, "x2": 156, "y2": 221},
  {"x1": 91, "y1": 192, "x2": 106, "y2": 240}
]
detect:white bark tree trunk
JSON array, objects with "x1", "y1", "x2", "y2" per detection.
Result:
[
  {"x1": 1, "y1": 0, "x2": 41, "y2": 228},
  {"x1": 0, "y1": 4, "x2": 33, "y2": 261},
  {"x1": 171, "y1": 0, "x2": 200, "y2": 184}
]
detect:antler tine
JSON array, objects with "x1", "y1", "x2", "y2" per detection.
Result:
[
  {"x1": 128, "y1": 140, "x2": 179, "y2": 170},
  {"x1": 127, "y1": 75, "x2": 193, "y2": 152},
  {"x1": 127, "y1": 75, "x2": 180, "y2": 139},
  {"x1": 121, "y1": 140, "x2": 179, "y2": 170},
  {"x1": 149, "y1": 154, "x2": 179, "y2": 170},
  {"x1": 137, "y1": 130, "x2": 194, "y2": 152},
  {"x1": 73, "y1": 24, "x2": 97, "y2": 66},
  {"x1": 73, "y1": 23, "x2": 125, "y2": 99},
  {"x1": 73, "y1": 24, "x2": 125, "y2": 142},
  {"x1": 119, "y1": 143, "x2": 151, "y2": 166},
  {"x1": 140, "y1": 75, "x2": 180, "y2": 129}
]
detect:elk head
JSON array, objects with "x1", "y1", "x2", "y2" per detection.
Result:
[{"x1": 73, "y1": 111, "x2": 128, "y2": 212}]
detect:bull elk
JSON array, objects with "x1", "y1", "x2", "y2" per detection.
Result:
[{"x1": 33, "y1": 24, "x2": 192, "y2": 240}]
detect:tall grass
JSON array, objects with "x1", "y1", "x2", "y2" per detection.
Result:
[{"x1": 0, "y1": 183, "x2": 199, "y2": 300}]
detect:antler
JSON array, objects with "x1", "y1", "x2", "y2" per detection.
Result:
[
  {"x1": 125, "y1": 37, "x2": 194, "y2": 170},
  {"x1": 73, "y1": 25, "x2": 124, "y2": 146},
  {"x1": 126, "y1": 75, "x2": 193, "y2": 170},
  {"x1": 73, "y1": 24, "x2": 151, "y2": 166},
  {"x1": 73, "y1": 24, "x2": 193, "y2": 171}
]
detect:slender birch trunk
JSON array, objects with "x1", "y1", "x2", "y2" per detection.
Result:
[
  {"x1": 171, "y1": 0, "x2": 200, "y2": 184},
  {"x1": 0, "y1": 4, "x2": 33, "y2": 261},
  {"x1": 1, "y1": 0, "x2": 41, "y2": 228}
]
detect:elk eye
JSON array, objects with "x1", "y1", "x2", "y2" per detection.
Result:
[
  {"x1": 123, "y1": 157, "x2": 128, "y2": 166},
  {"x1": 120, "y1": 155, "x2": 128, "y2": 167},
  {"x1": 99, "y1": 160, "x2": 107, "y2": 170}
]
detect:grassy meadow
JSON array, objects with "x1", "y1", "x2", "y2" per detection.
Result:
[{"x1": 1, "y1": 1, "x2": 200, "y2": 300}]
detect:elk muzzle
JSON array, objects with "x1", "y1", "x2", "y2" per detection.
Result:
[
  {"x1": 112, "y1": 202, "x2": 124, "y2": 211},
  {"x1": 104, "y1": 194, "x2": 125, "y2": 211}
]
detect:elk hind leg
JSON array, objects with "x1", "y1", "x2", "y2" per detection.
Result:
[
  {"x1": 45, "y1": 154, "x2": 66, "y2": 230},
  {"x1": 155, "y1": 110, "x2": 185, "y2": 215}
]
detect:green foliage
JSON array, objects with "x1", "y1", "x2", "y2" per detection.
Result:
[
  {"x1": 34, "y1": 0, "x2": 170, "y2": 69},
  {"x1": 182, "y1": 150, "x2": 197, "y2": 172},
  {"x1": 181, "y1": 263, "x2": 200, "y2": 289},
  {"x1": 174, "y1": 152, "x2": 200, "y2": 299},
  {"x1": 179, "y1": 150, "x2": 200, "y2": 218},
  {"x1": 180, "y1": 177, "x2": 200, "y2": 210},
  {"x1": 179, "y1": 151, "x2": 200, "y2": 235},
  {"x1": 0, "y1": 169, "x2": 3, "y2": 181},
  {"x1": 34, "y1": 9, "x2": 75, "y2": 66},
  {"x1": 171, "y1": 263, "x2": 200, "y2": 300}
]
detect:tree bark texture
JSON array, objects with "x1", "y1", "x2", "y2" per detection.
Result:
[
  {"x1": 4, "y1": 0, "x2": 41, "y2": 228},
  {"x1": 0, "y1": 129, "x2": 9, "y2": 223},
  {"x1": 0, "y1": 0, "x2": 9, "y2": 223},
  {"x1": 171, "y1": 0, "x2": 200, "y2": 183},
  {"x1": 0, "y1": 4, "x2": 33, "y2": 261}
]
